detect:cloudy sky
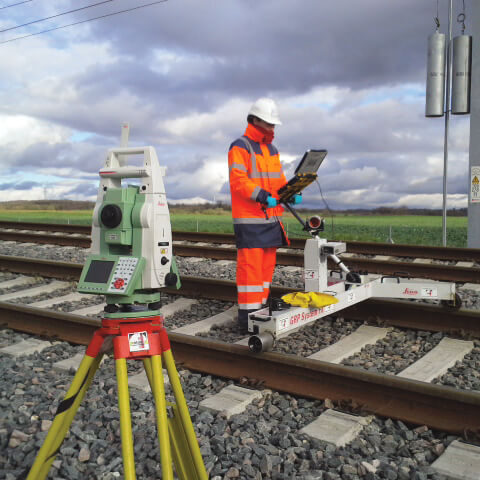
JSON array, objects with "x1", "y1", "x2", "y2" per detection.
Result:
[{"x1": 0, "y1": 0, "x2": 474, "y2": 209}]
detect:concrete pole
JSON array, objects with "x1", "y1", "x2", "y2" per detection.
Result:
[{"x1": 468, "y1": 3, "x2": 480, "y2": 247}]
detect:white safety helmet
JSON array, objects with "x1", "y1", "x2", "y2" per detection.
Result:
[{"x1": 248, "y1": 97, "x2": 282, "y2": 125}]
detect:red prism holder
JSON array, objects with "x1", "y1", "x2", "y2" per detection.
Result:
[{"x1": 86, "y1": 314, "x2": 170, "y2": 360}]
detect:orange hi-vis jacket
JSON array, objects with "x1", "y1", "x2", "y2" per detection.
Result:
[{"x1": 228, "y1": 124, "x2": 289, "y2": 249}]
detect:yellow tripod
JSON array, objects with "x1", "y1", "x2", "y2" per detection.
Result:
[{"x1": 26, "y1": 313, "x2": 208, "y2": 480}]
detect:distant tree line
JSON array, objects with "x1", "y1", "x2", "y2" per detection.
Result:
[
  {"x1": 169, "y1": 204, "x2": 468, "y2": 216},
  {"x1": 0, "y1": 200, "x2": 468, "y2": 216},
  {"x1": 0, "y1": 200, "x2": 95, "y2": 210},
  {"x1": 323, "y1": 206, "x2": 468, "y2": 216}
]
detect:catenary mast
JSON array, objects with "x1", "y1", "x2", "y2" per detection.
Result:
[{"x1": 468, "y1": 2, "x2": 480, "y2": 247}]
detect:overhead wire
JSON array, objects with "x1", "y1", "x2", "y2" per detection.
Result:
[
  {"x1": 0, "y1": 0, "x2": 168, "y2": 45},
  {"x1": 0, "y1": 1, "x2": 33, "y2": 10},
  {"x1": 434, "y1": 0, "x2": 440, "y2": 30},
  {"x1": 0, "y1": 0, "x2": 118, "y2": 33}
]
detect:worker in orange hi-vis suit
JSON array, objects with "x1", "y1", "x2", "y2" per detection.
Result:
[{"x1": 228, "y1": 98, "x2": 302, "y2": 332}]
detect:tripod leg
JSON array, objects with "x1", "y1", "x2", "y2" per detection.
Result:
[
  {"x1": 116, "y1": 357, "x2": 136, "y2": 480},
  {"x1": 163, "y1": 349, "x2": 208, "y2": 480},
  {"x1": 148, "y1": 355, "x2": 174, "y2": 480},
  {"x1": 27, "y1": 353, "x2": 103, "y2": 480}
]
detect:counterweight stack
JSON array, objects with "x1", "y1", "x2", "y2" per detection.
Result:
[
  {"x1": 451, "y1": 34, "x2": 472, "y2": 114},
  {"x1": 426, "y1": 31, "x2": 446, "y2": 117}
]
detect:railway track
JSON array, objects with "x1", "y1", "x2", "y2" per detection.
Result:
[
  {"x1": 0, "y1": 255, "x2": 479, "y2": 430},
  {"x1": 2, "y1": 220, "x2": 480, "y2": 261},
  {"x1": 1, "y1": 221, "x2": 480, "y2": 284},
  {"x1": 2, "y1": 238, "x2": 480, "y2": 478},
  {"x1": 0, "y1": 254, "x2": 479, "y2": 334}
]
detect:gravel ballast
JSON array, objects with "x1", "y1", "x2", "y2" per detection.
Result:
[
  {"x1": 0, "y1": 332, "x2": 462, "y2": 480},
  {"x1": 1, "y1": 240, "x2": 480, "y2": 478}
]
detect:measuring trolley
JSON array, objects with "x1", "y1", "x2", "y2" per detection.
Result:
[{"x1": 247, "y1": 150, "x2": 459, "y2": 353}]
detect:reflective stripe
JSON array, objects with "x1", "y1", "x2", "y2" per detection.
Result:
[
  {"x1": 240, "y1": 136, "x2": 282, "y2": 179},
  {"x1": 229, "y1": 162, "x2": 247, "y2": 172},
  {"x1": 263, "y1": 282, "x2": 270, "y2": 288},
  {"x1": 240, "y1": 136, "x2": 256, "y2": 164},
  {"x1": 250, "y1": 171, "x2": 282, "y2": 179},
  {"x1": 239, "y1": 302, "x2": 263, "y2": 310},
  {"x1": 251, "y1": 185, "x2": 261, "y2": 200},
  {"x1": 238, "y1": 285, "x2": 264, "y2": 293},
  {"x1": 233, "y1": 217, "x2": 279, "y2": 224}
]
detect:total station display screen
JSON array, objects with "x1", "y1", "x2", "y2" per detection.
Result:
[{"x1": 84, "y1": 260, "x2": 115, "y2": 284}]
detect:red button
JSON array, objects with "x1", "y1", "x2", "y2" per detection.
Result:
[{"x1": 114, "y1": 278, "x2": 125, "y2": 289}]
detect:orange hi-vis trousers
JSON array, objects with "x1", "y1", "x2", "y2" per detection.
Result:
[{"x1": 236, "y1": 247, "x2": 277, "y2": 315}]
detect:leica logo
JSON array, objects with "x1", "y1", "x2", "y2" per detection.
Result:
[{"x1": 403, "y1": 288, "x2": 418, "y2": 295}]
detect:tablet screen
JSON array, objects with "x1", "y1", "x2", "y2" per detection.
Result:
[{"x1": 295, "y1": 150, "x2": 327, "y2": 175}]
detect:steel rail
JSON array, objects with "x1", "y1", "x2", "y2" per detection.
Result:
[
  {"x1": 1, "y1": 255, "x2": 479, "y2": 336},
  {"x1": 0, "y1": 254, "x2": 83, "y2": 279},
  {"x1": 0, "y1": 230, "x2": 91, "y2": 247},
  {"x1": 0, "y1": 301, "x2": 479, "y2": 435},
  {"x1": 0, "y1": 220, "x2": 88, "y2": 234},
  {"x1": 1, "y1": 221, "x2": 480, "y2": 262},
  {"x1": 177, "y1": 276, "x2": 480, "y2": 337},
  {"x1": 173, "y1": 244, "x2": 480, "y2": 284},
  {"x1": 177, "y1": 232, "x2": 480, "y2": 263},
  {"x1": 0, "y1": 229, "x2": 479, "y2": 283}
]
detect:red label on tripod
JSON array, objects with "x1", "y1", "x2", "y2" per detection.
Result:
[{"x1": 128, "y1": 331, "x2": 150, "y2": 352}]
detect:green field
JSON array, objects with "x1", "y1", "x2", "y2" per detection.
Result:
[
  {"x1": 0, "y1": 210, "x2": 94, "y2": 225},
  {"x1": 173, "y1": 213, "x2": 467, "y2": 247},
  {"x1": 0, "y1": 209, "x2": 468, "y2": 247}
]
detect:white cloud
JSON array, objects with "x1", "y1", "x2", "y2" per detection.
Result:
[{"x1": 0, "y1": 0, "x2": 473, "y2": 212}]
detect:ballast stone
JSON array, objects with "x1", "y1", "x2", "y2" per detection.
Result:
[
  {"x1": 299, "y1": 409, "x2": 373, "y2": 447},
  {"x1": 199, "y1": 384, "x2": 262, "y2": 418},
  {"x1": 431, "y1": 440, "x2": 480, "y2": 480}
]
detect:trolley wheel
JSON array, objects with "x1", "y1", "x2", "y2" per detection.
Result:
[
  {"x1": 441, "y1": 293, "x2": 462, "y2": 309},
  {"x1": 248, "y1": 332, "x2": 274, "y2": 353}
]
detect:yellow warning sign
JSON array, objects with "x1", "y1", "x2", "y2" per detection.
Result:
[{"x1": 472, "y1": 167, "x2": 480, "y2": 203}]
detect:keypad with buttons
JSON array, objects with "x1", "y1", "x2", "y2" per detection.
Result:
[{"x1": 107, "y1": 257, "x2": 139, "y2": 294}]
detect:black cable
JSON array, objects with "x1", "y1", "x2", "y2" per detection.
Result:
[
  {"x1": 0, "y1": 0, "x2": 168, "y2": 45},
  {"x1": 315, "y1": 179, "x2": 335, "y2": 239},
  {"x1": 0, "y1": 1, "x2": 33, "y2": 10},
  {"x1": 0, "y1": 0, "x2": 117, "y2": 34}
]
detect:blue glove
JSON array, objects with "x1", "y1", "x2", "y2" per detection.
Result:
[
  {"x1": 266, "y1": 196, "x2": 278, "y2": 208},
  {"x1": 289, "y1": 194, "x2": 303, "y2": 205}
]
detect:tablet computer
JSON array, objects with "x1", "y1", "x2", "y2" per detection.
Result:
[
  {"x1": 277, "y1": 149, "x2": 328, "y2": 203},
  {"x1": 294, "y1": 149, "x2": 328, "y2": 175}
]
